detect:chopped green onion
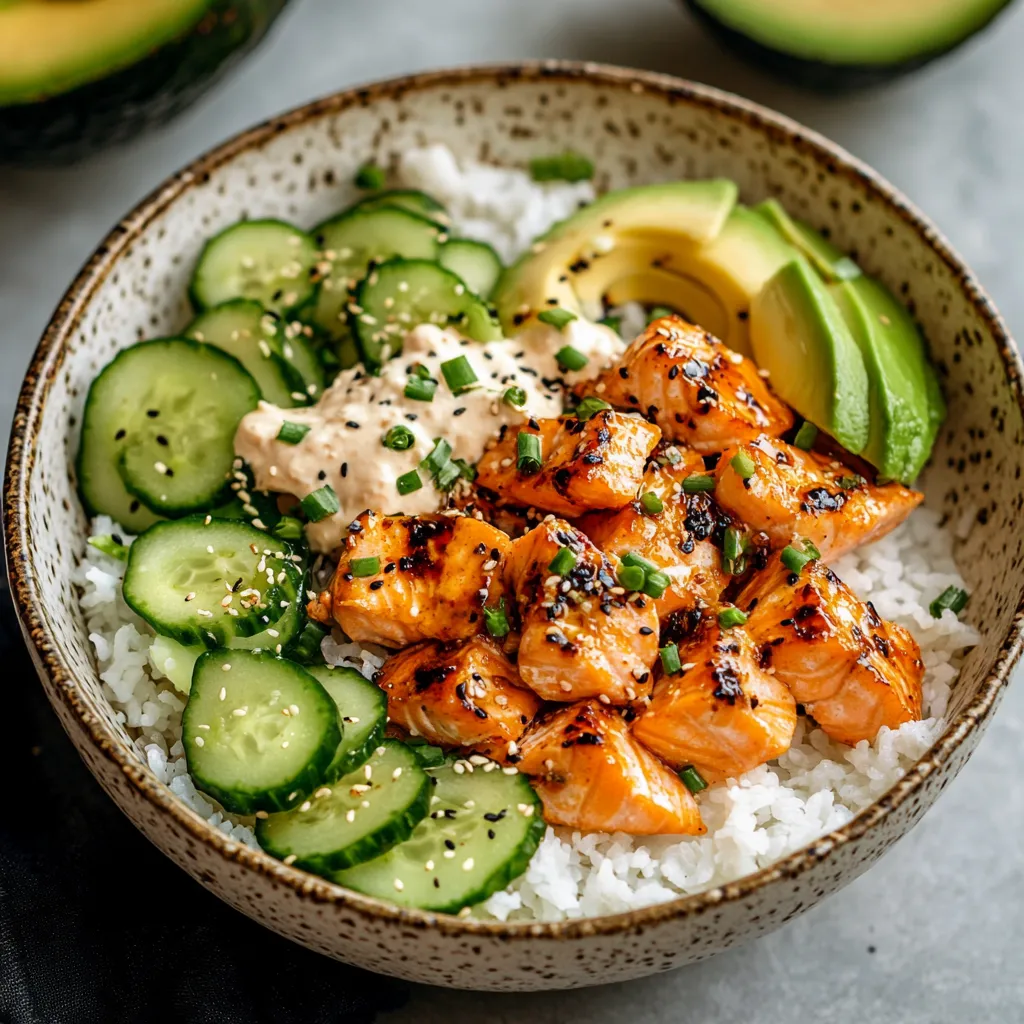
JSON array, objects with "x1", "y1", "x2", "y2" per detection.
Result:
[
  {"x1": 411, "y1": 363, "x2": 432, "y2": 379},
  {"x1": 354, "y1": 162, "x2": 386, "y2": 190},
  {"x1": 529, "y1": 151, "x2": 595, "y2": 183},
  {"x1": 276, "y1": 421, "x2": 310, "y2": 445},
  {"x1": 640, "y1": 491, "x2": 664, "y2": 515},
  {"x1": 617, "y1": 565, "x2": 646, "y2": 592},
  {"x1": 723, "y1": 526, "x2": 745, "y2": 562},
  {"x1": 646, "y1": 305, "x2": 675, "y2": 325},
  {"x1": 718, "y1": 606, "x2": 748, "y2": 629},
  {"x1": 549, "y1": 547, "x2": 578, "y2": 576},
  {"x1": 273, "y1": 516, "x2": 304, "y2": 541},
  {"x1": 484, "y1": 598, "x2": 511, "y2": 639},
  {"x1": 404, "y1": 376, "x2": 437, "y2": 402},
  {"x1": 575, "y1": 396, "x2": 611, "y2": 421},
  {"x1": 643, "y1": 570, "x2": 671, "y2": 599},
  {"x1": 453, "y1": 458, "x2": 477, "y2": 482},
  {"x1": 440, "y1": 355, "x2": 479, "y2": 394},
  {"x1": 599, "y1": 315, "x2": 622, "y2": 334},
  {"x1": 396, "y1": 469, "x2": 422, "y2": 495},
  {"x1": 436, "y1": 462, "x2": 462, "y2": 490},
  {"x1": 679, "y1": 766, "x2": 708, "y2": 794},
  {"x1": 300, "y1": 485, "x2": 339, "y2": 523},
  {"x1": 554, "y1": 343, "x2": 588, "y2": 369},
  {"x1": 382, "y1": 424, "x2": 415, "y2": 451},
  {"x1": 410, "y1": 744, "x2": 446, "y2": 768},
  {"x1": 503, "y1": 386, "x2": 527, "y2": 408},
  {"x1": 621, "y1": 551, "x2": 658, "y2": 574},
  {"x1": 730, "y1": 451, "x2": 756, "y2": 480},
  {"x1": 421, "y1": 438, "x2": 453, "y2": 478},
  {"x1": 780, "y1": 539, "x2": 821, "y2": 574},
  {"x1": 289, "y1": 621, "x2": 328, "y2": 665},
  {"x1": 87, "y1": 534, "x2": 128, "y2": 561},
  {"x1": 540, "y1": 308, "x2": 579, "y2": 331},
  {"x1": 682, "y1": 473, "x2": 716, "y2": 493},
  {"x1": 659, "y1": 643, "x2": 682, "y2": 675},
  {"x1": 837, "y1": 474, "x2": 865, "y2": 490},
  {"x1": 792, "y1": 421, "x2": 819, "y2": 450},
  {"x1": 930, "y1": 586, "x2": 969, "y2": 619},
  {"x1": 350, "y1": 556, "x2": 381, "y2": 578},
  {"x1": 516, "y1": 432, "x2": 542, "y2": 473}
]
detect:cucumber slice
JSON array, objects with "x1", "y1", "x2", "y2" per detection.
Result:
[
  {"x1": 306, "y1": 665, "x2": 388, "y2": 780},
  {"x1": 183, "y1": 650, "x2": 342, "y2": 815},
  {"x1": 77, "y1": 339, "x2": 259, "y2": 524},
  {"x1": 439, "y1": 238, "x2": 503, "y2": 298},
  {"x1": 123, "y1": 517, "x2": 301, "y2": 648},
  {"x1": 309, "y1": 207, "x2": 444, "y2": 341},
  {"x1": 275, "y1": 319, "x2": 324, "y2": 400},
  {"x1": 334, "y1": 761, "x2": 544, "y2": 913},
  {"x1": 190, "y1": 219, "x2": 318, "y2": 316},
  {"x1": 256, "y1": 740, "x2": 430, "y2": 873},
  {"x1": 351, "y1": 189, "x2": 449, "y2": 225},
  {"x1": 186, "y1": 300, "x2": 309, "y2": 407},
  {"x1": 353, "y1": 258, "x2": 502, "y2": 369}
]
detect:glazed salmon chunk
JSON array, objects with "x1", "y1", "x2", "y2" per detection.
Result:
[
  {"x1": 504, "y1": 518, "x2": 660, "y2": 704},
  {"x1": 735, "y1": 557, "x2": 924, "y2": 746},
  {"x1": 376, "y1": 636, "x2": 541, "y2": 761},
  {"x1": 475, "y1": 410, "x2": 661, "y2": 518},
  {"x1": 578, "y1": 317, "x2": 793, "y2": 453},
  {"x1": 516, "y1": 701, "x2": 706, "y2": 835},
  {"x1": 714, "y1": 435, "x2": 922, "y2": 561},
  {"x1": 632, "y1": 617, "x2": 797, "y2": 780},
  {"x1": 580, "y1": 447, "x2": 730, "y2": 619},
  {"x1": 307, "y1": 512, "x2": 510, "y2": 647}
]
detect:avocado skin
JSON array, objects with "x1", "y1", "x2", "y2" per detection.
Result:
[
  {"x1": 683, "y1": 0, "x2": 1016, "y2": 93},
  {"x1": 0, "y1": 0, "x2": 289, "y2": 166}
]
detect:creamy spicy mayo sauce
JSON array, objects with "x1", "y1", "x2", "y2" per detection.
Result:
[{"x1": 234, "y1": 322, "x2": 624, "y2": 551}]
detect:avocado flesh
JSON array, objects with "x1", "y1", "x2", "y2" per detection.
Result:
[
  {"x1": 604, "y1": 269, "x2": 730, "y2": 340},
  {"x1": 689, "y1": 0, "x2": 1011, "y2": 66},
  {"x1": 829, "y1": 277, "x2": 944, "y2": 482},
  {"x1": 0, "y1": 0, "x2": 210, "y2": 104},
  {"x1": 754, "y1": 200, "x2": 861, "y2": 283},
  {"x1": 751, "y1": 257, "x2": 870, "y2": 456}
]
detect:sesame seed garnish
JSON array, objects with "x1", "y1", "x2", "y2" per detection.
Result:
[
  {"x1": 392, "y1": 767, "x2": 403, "y2": 780},
  {"x1": 194, "y1": 736, "x2": 205, "y2": 747},
  {"x1": 443, "y1": 849, "x2": 456, "y2": 859},
  {"x1": 255, "y1": 810, "x2": 269, "y2": 819},
  {"x1": 218, "y1": 687, "x2": 226, "y2": 701},
  {"x1": 393, "y1": 878, "x2": 405, "y2": 892},
  {"x1": 231, "y1": 707, "x2": 247, "y2": 717},
  {"x1": 283, "y1": 855, "x2": 297, "y2": 866},
  {"x1": 221, "y1": 663, "x2": 232, "y2": 672},
  {"x1": 299, "y1": 800, "x2": 312, "y2": 812},
  {"x1": 345, "y1": 809, "x2": 356, "y2": 823},
  {"x1": 425, "y1": 860, "x2": 435, "y2": 871}
]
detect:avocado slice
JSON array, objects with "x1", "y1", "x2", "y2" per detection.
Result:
[
  {"x1": 686, "y1": 0, "x2": 1013, "y2": 91},
  {"x1": 0, "y1": 0, "x2": 287, "y2": 163},
  {"x1": 750, "y1": 257, "x2": 870, "y2": 456},
  {"x1": 830, "y1": 276, "x2": 945, "y2": 482},
  {"x1": 754, "y1": 200, "x2": 861, "y2": 283}
]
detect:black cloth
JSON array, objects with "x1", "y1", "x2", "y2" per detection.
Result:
[{"x1": 0, "y1": 584, "x2": 407, "y2": 1024}]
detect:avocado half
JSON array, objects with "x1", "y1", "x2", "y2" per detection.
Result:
[
  {"x1": 684, "y1": 0, "x2": 1016, "y2": 91},
  {"x1": 0, "y1": 0, "x2": 289, "y2": 165}
]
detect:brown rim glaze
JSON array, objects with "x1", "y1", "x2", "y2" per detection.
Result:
[{"x1": 5, "y1": 61, "x2": 1024, "y2": 942}]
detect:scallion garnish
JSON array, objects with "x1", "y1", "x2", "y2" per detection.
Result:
[
  {"x1": 646, "y1": 305, "x2": 675, "y2": 325},
  {"x1": 792, "y1": 421, "x2": 819, "y2": 450},
  {"x1": 529, "y1": 151, "x2": 594, "y2": 183},
  {"x1": 276, "y1": 421, "x2": 310, "y2": 445},
  {"x1": 404, "y1": 376, "x2": 437, "y2": 402},
  {"x1": 679, "y1": 766, "x2": 708, "y2": 794},
  {"x1": 780, "y1": 538, "x2": 821, "y2": 575},
  {"x1": 436, "y1": 460, "x2": 462, "y2": 490},
  {"x1": 682, "y1": 473, "x2": 716, "y2": 493},
  {"x1": 730, "y1": 451, "x2": 756, "y2": 480},
  {"x1": 617, "y1": 565, "x2": 646, "y2": 592},
  {"x1": 396, "y1": 469, "x2": 422, "y2": 495},
  {"x1": 87, "y1": 534, "x2": 128, "y2": 561},
  {"x1": 929, "y1": 585, "x2": 969, "y2": 619},
  {"x1": 659, "y1": 643, "x2": 682, "y2": 675},
  {"x1": 382, "y1": 424, "x2": 415, "y2": 451},
  {"x1": 440, "y1": 354, "x2": 479, "y2": 395},
  {"x1": 722, "y1": 526, "x2": 750, "y2": 576},
  {"x1": 718, "y1": 606, "x2": 748, "y2": 629},
  {"x1": 621, "y1": 551, "x2": 658, "y2": 574},
  {"x1": 643, "y1": 570, "x2": 671, "y2": 600},
  {"x1": 484, "y1": 598, "x2": 511, "y2": 639},
  {"x1": 575, "y1": 396, "x2": 610, "y2": 421},
  {"x1": 503, "y1": 386, "x2": 527, "y2": 408},
  {"x1": 411, "y1": 363, "x2": 432, "y2": 379},
  {"x1": 540, "y1": 308, "x2": 579, "y2": 331},
  {"x1": 421, "y1": 438, "x2": 453, "y2": 478},
  {"x1": 837, "y1": 474, "x2": 865, "y2": 490},
  {"x1": 516, "y1": 432, "x2": 542, "y2": 473},
  {"x1": 273, "y1": 516, "x2": 304, "y2": 541},
  {"x1": 453, "y1": 458, "x2": 477, "y2": 482},
  {"x1": 300, "y1": 485, "x2": 339, "y2": 523},
  {"x1": 350, "y1": 556, "x2": 381, "y2": 578},
  {"x1": 554, "y1": 343, "x2": 588, "y2": 369},
  {"x1": 640, "y1": 491, "x2": 664, "y2": 515},
  {"x1": 599, "y1": 315, "x2": 622, "y2": 334},
  {"x1": 549, "y1": 546, "x2": 578, "y2": 576},
  {"x1": 354, "y1": 162, "x2": 386, "y2": 190}
]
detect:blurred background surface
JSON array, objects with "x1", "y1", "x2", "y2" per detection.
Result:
[{"x1": 1, "y1": 1, "x2": 1022, "y2": 1021}]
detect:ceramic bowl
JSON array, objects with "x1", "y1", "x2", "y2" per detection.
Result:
[{"x1": 5, "y1": 62, "x2": 1023, "y2": 992}]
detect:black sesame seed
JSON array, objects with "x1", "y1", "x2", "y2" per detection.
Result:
[
  {"x1": 369, "y1": 580, "x2": 384, "y2": 591},
  {"x1": 346, "y1": 420, "x2": 360, "y2": 429},
  {"x1": 340, "y1": 463, "x2": 348, "y2": 478},
  {"x1": 146, "y1": 409, "x2": 159, "y2": 418},
  {"x1": 114, "y1": 428, "x2": 126, "y2": 441}
]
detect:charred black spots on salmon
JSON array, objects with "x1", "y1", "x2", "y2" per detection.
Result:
[
  {"x1": 682, "y1": 359, "x2": 708, "y2": 380},
  {"x1": 415, "y1": 664, "x2": 455, "y2": 692},
  {"x1": 712, "y1": 665, "x2": 744, "y2": 704}
]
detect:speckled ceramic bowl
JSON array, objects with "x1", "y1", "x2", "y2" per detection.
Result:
[{"x1": 5, "y1": 62, "x2": 1023, "y2": 992}]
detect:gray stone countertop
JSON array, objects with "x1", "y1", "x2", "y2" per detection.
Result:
[{"x1": 1, "y1": 1, "x2": 1022, "y2": 1020}]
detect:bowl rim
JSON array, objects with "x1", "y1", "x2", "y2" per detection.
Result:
[{"x1": 5, "y1": 59, "x2": 1024, "y2": 941}]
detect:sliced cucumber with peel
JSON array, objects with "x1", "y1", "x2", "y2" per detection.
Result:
[
  {"x1": 190, "y1": 219, "x2": 318, "y2": 316},
  {"x1": 334, "y1": 760, "x2": 544, "y2": 913},
  {"x1": 183, "y1": 649, "x2": 341, "y2": 816},
  {"x1": 350, "y1": 189, "x2": 449, "y2": 225},
  {"x1": 306, "y1": 665, "x2": 388, "y2": 781},
  {"x1": 439, "y1": 238, "x2": 503, "y2": 298},
  {"x1": 256, "y1": 740, "x2": 430, "y2": 873}
]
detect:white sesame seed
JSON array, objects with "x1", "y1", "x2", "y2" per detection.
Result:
[
  {"x1": 281, "y1": 741, "x2": 289, "y2": 749},
  {"x1": 425, "y1": 860, "x2": 435, "y2": 871},
  {"x1": 345, "y1": 809, "x2": 356, "y2": 823},
  {"x1": 283, "y1": 855, "x2": 297, "y2": 866},
  {"x1": 452, "y1": 762, "x2": 465, "y2": 775},
  {"x1": 289, "y1": 704, "x2": 301, "y2": 716},
  {"x1": 443, "y1": 849, "x2": 456, "y2": 859},
  {"x1": 219, "y1": 687, "x2": 227, "y2": 701},
  {"x1": 299, "y1": 800, "x2": 312, "y2": 812},
  {"x1": 462, "y1": 858, "x2": 475, "y2": 872},
  {"x1": 393, "y1": 878, "x2": 405, "y2": 892},
  {"x1": 231, "y1": 707, "x2": 247, "y2": 717},
  {"x1": 194, "y1": 736, "x2": 205, "y2": 747},
  {"x1": 255, "y1": 810, "x2": 269, "y2": 819},
  {"x1": 392, "y1": 767, "x2": 403, "y2": 780},
  {"x1": 363, "y1": 764, "x2": 372, "y2": 780}
]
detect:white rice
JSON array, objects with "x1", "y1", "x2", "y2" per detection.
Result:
[{"x1": 74, "y1": 146, "x2": 980, "y2": 920}]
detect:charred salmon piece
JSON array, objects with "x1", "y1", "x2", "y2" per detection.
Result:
[
  {"x1": 307, "y1": 512, "x2": 510, "y2": 648},
  {"x1": 577, "y1": 316, "x2": 793, "y2": 454},
  {"x1": 579, "y1": 452, "x2": 730, "y2": 619},
  {"x1": 516, "y1": 701, "x2": 706, "y2": 835},
  {"x1": 734, "y1": 557, "x2": 924, "y2": 745},
  {"x1": 632, "y1": 617, "x2": 796, "y2": 780},
  {"x1": 376, "y1": 636, "x2": 542, "y2": 762},
  {"x1": 714, "y1": 435, "x2": 923, "y2": 561},
  {"x1": 505, "y1": 518, "x2": 660, "y2": 704},
  {"x1": 448, "y1": 483, "x2": 536, "y2": 539},
  {"x1": 475, "y1": 410, "x2": 661, "y2": 518}
]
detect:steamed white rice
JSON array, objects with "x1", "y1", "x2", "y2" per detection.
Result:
[{"x1": 74, "y1": 146, "x2": 980, "y2": 921}]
